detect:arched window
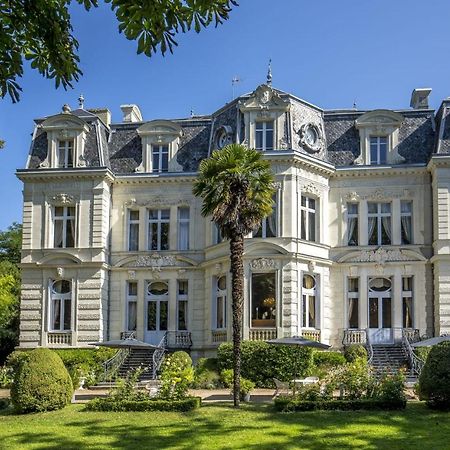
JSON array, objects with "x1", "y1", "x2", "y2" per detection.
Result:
[
  {"x1": 302, "y1": 274, "x2": 318, "y2": 328},
  {"x1": 50, "y1": 280, "x2": 72, "y2": 331}
]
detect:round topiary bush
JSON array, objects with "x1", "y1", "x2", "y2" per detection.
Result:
[
  {"x1": 344, "y1": 345, "x2": 368, "y2": 363},
  {"x1": 418, "y1": 342, "x2": 450, "y2": 410},
  {"x1": 11, "y1": 347, "x2": 73, "y2": 413}
]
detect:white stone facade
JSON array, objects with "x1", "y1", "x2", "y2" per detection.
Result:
[{"x1": 16, "y1": 85, "x2": 450, "y2": 356}]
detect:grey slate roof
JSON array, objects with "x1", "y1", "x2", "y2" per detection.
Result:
[{"x1": 26, "y1": 89, "x2": 450, "y2": 174}]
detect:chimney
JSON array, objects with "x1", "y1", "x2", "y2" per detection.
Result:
[
  {"x1": 120, "y1": 104, "x2": 143, "y2": 123},
  {"x1": 410, "y1": 88, "x2": 432, "y2": 109},
  {"x1": 88, "y1": 108, "x2": 111, "y2": 127}
]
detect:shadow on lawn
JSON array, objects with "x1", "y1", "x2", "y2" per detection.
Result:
[{"x1": 0, "y1": 403, "x2": 449, "y2": 449}]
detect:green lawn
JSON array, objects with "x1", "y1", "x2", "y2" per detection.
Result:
[{"x1": 1, "y1": 403, "x2": 449, "y2": 449}]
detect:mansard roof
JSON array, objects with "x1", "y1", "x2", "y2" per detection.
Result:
[{"x1": 26, "y1": 86, "x2": 450, "y2": 174}]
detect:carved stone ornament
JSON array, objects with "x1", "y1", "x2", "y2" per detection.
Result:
[
  {"x1": 78, "y1": 154, "x2": 87, "y2": 167},
  {"x1": 134, "y1": 254, "x2": 176, "y2": 271},
  {"x1": 56, "y1": 267, "x2": 64, "y2": 278},
  {"x1": 301, "y1": 182, "x2": 321, "y2": 197},
  {"x1": 345, "y1": 188, "x2": 412, "y2": 201},
  {"x1": 308, "y1": 261, "x2": 316, "y2": 272},
  {"x1": 128, "y1": 270, "x2": 136, "y2": 279},
  {"x1": 250, "y1": 258, "x2": 277, "y2": 270},
  {"x1": 239, "y1": 84, "x2": 289, "y2": 112},
  {"x1": 347, "y1": 247, "x2": 411, "y2": 264},
  {"x1": 298, "y1": 123, "x2": 324, "y2": 153},
  {"x1": 124, "y1": 197, "x2": 189, "y2": 208},
  {"x1": 50, "y1": 193, "x2": 75, "y2": 205}
]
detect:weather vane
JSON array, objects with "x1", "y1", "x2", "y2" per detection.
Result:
[
  {"x1": 232, "y1": 76, "x2": 241, "y2": 99},
  {"x1": 267, "y1": 59, "x2": 272, "y2": 86},
  {"x1": 78, "y1": 93, "x2": 85, "y2": 109}
]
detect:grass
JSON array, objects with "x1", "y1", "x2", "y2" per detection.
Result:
[{"x1": 0, "y1": 402, "x2": 449, "y2": 449}]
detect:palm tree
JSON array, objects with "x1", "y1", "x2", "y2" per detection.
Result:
[{"x1": 193, "y1": 144, "x2": 275, "y2": 407}]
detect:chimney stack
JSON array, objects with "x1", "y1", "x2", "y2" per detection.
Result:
[
  {"x1": 410, "y1": 88, "x2": 432, "y2": 109},
  {"x1": 120, "y1": 104, "x2": 143, "y2": 123}
]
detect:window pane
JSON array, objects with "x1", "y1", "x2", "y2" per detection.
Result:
[
  {"x1": 216, "y1": 296, "x2": 224, "y2": 329},
  {"x1": 149, "y1": 282, "x2": 168, "y2": 295},
  {"x1": 308, "y1": 212, "x2": 315, "y2": 241},
  {"x1": 256, "y1": 122, "x2": 263, "y2": 130},
  {"x1": 149, "y1": 210, "x2": 158, "y2": 220},
  {"x1": 381, "y1": 203, "x2": 391, "y2": 213},
  {"x1": 129, "y1": 223, "x2": 139, "y2": 251},
  {"x1": 153, "y1": 153, "x2": 160, "y2": 172},
  {"x1": 301, "y1": 210, "x2": 306, "y2": 240},
  {"x1": 265, "y1": 130, "x2": 274, "y2": 150},
  {"x1": 147, "y1": 302, "x2": 156, "y2": 330},
  {"x1": 309, "y1": 198, "x2": 316, "y2": 210},
  {"x1": 129, "y1": 210, "x2": 139, "y2": 221},
  {"x1": 251, "y1": 272, "x2": 276, "y2": 328},
  {"x1": 160, "y1": 301, "x2": 168, "y2": 331},
  {"x1": 348, "y1": 203, "x2": 358, "y2": 215},
  {"x1": 150, "y1": 223, "x2": 158, "y2": 250},
  {"x1": 303, "y1": 274, "x2": 316, "y2": 289},
  {"x1": 402, "y1": 277, "x2": 412, "y2": 291},
  {"x1": 369, "y1": 298, "x2": 378, "y2": 328},
  {"x1": 382, "y1": 298, "x2": 392, "y2": 328},
  {"x1": 128, "y1": 301, "x2": 137, "y2": 331},
  {"x1": 63, "y1": 298, "x2": 71, "y2": 330},
  {"x1": 161, "y1": 209, "x2": 170, "y2": 219},
  {"x1": 161, "y1": 223, "x2": 169, "y2": 250},
  {"x1": 308, "y1": 295, "x2": 316, "y2": 328},
  {"x1": 348, "y1": 298, "x2": 359, "y2": 328},
  {"x1": 255, "y1": 130, "x2": 263, "y2": 149},
  {"x1": 348, "y1": 278, "x2": 358, "y2": 292},
  {"x1": 54, "y1": 221, "x2": 64, "y2": 248},
  {"x1": 161, "y1": 153, "x2": 168, "y2": 172},
  {"x1": 381, "y1": 217, "x2": 391, "y2": 245},
  {"x1": 403, "y1": 297, "x2": 413, "y2": 328},
  {"x1": 178, "y1": 280, "x2": 188, "y2": 295},
  {"x1": 178, "y1": 300, "x2": 187, "y2": 330},
  {"x1": 401, "y1": 201, "x2": 412, "y2": 213},
  {"x1": 218, "y1": 276, "x2": 226, "y2": 290},
  {"x1": 128, "y1": 282, "x2": 138, "y2": 296},
  {"x1": 66, "y1": 219, "x2": 75, "y2": 247},
  {"x1": 368, "y1": 202, "x2": 377, "y2": 214},
  {"x1": 379, "y1": 143, "x2": 387, "y2": 164},
  {"x1": 52, "y1": 299, "x2": 61, "y2": 330}
]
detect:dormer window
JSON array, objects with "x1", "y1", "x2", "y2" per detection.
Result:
[
  {"x1": 370, "y1": 136, "x2": 387, "y2": 165},
  {"x1": 255, "y1": 121, "x2": 274, "y2": 151},
  {"x1": 57, "y1": 139, "x2": 74, "y2": 168},
  {"x1": 152, "y1": 145, "x2": 169, "y2": 173},
  {"x1": 355, "y1": 110, "x2": 404, "y2": 166}
]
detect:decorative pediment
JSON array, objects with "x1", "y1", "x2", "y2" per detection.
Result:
[
  {"x1": 123, "y1": 197, "x2": 190, "y2": 208},
  {"x1": 39, "y1": 113, "x2": 90, "y2": 133},
  {"x1": 339, "y1": 247, "x2": 426, "y2": 264},
  {"x1": 116, "y1": 254, "x2": 196, "y2": 270},
  {"x1": 137, "y1": 120, "x2": 182, "y2": 139},
  {"x1": 239, "y1": 84, "x2": 289, "y2": 112},
  {"x1": 250, "y1": 257, "x2": 278, "y2": 270},
  {"x1": 344, "y1": 188, "x2": 413, "y2": 201},
  {"x1": 355, "y1": 110, "x2": 403, "y2": 130},
  {"x1": 49, "y1": 193, "x2": 77, "y2": 205},
  {"x1": 301, "y1": 182, "x2": 322, "y2": 197}
]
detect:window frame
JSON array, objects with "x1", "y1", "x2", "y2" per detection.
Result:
[
  {"x1": 251, "y1": 272, "x2": 277, "y2": 329},
  {"x1": 177, "y1": 280, "x2": 188, "y2": 331},
  {"x1": 53, "y1": 205, "x2": 76, "y2": 248},
  {"x1": 402, "y1": 276, "x2": 414, "y2": 328},
  {"x1": 49, "y1": 279, "x2": 72, "y2": 332},
  {"x1": 57, "y1": 139, "x2": 75, "y2": 168},
  {"x1": 369, "y1": 136, "x2": 388, "y2": 165},
  {"x1": 147, "y1": 208, "x2": 170, "y2": 251},
  {"x1": 301, "y1": 273, "x2": 319, "y2": 329},
  {"x1": 367, "y1": 202, "x2": 391, "y2": 246},
  {"x1": 347, "y1": 277, "x2": 359, "y2": 329},
  {"x1": 126, "y1": 281, "x2": 138, "y2": 332},
  {"x1": 127, "y1": 209, "x2": 140, "y2": 251},
  {"x1": 346, "y1": 202, "x2": 359, "y2": 246},
  {"x1": 177, "y1": 206, "x2": 190, "y2": 250},
  {"x1": 400, "y1": 200, "x2": 413, "y2": 245},
  {"x1": 255, "y1": 120, "x2": 274, "y2": 151},
  {"x1": 213, "y1": 275, "x2": 227, "y2": 330},
  {"x1": 152, "y1": 144, "x2": 169, "y2": 173},
  {"x1": 300, "y1": 195, "x2": 317, "y2": 242}
]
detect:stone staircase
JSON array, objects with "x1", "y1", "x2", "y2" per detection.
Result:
[
  {"x1": 117, "y1": 349, "x2": 157, "y2": 382},
  {"x1": 370, "y1": 344, "x2": 410, "y2": 377}
]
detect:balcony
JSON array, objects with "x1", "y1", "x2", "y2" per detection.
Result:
[
  {"x1": 47, "y1": 331, "x2": 72, "y2": 347},
  {"x1": 211, "y1": 329, "x2": 228, "y2": 344},
  {"x1": 249, "y1": 328, "x2": 277, "y2": 341},
  {"x1": 164, "y1": 331, "x2": 192, "y2": 349}
]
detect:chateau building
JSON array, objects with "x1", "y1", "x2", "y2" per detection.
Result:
[{"x1": 16, "y1": 82, "x2": 450, "y2": 358}]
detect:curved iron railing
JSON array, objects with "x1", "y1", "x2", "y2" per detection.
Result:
[
  {"x1": 401, "y1": 329, "x2": 425, "y2": 376},
  {"x1": 101, "y1": 331, "x2": 136, "y2": 382},
  {"x1": 152, "y1": 334, "x2": 167, "y2": 379}
]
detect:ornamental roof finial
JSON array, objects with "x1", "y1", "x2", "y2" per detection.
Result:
[
  {"x1": 267, "y1": 58, "x2": 272, "y2": 86},
  {"x1": 78, "y1": 93, "x2": 85, "y2": 109}
]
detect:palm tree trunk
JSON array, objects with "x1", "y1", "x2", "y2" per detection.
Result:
[{"x1": 230, "y1": 233, "x2": 244, "y2": 408}]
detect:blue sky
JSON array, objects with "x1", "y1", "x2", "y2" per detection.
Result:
[{"x1": 1, "y1": 0, "x2": 450, "y2": 231}]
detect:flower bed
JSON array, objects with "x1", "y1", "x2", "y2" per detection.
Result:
[
  {"x1": 274, "y1": 397, "x2": 406, "y2": 412},
  {"x1": 85, "y1": 396, "x2": 201, "y2": 412}
]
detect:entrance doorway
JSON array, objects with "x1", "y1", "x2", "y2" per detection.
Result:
[
  {"x1": 145, "y1": 281, "x2": 168, "y2": 345},
  {"x1": 368, "y1": 277, "x2": 393, "y2": 344}
]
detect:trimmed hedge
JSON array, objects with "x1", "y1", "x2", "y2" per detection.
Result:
[
  {"x1": 344, "y1": 345, "x2": 368, "y2": 362},
  {"x1": 85, "y1": 396, "x2": 201, "y2": 412},
  {"x1": 0, "y1": 398, "x2": 10, "y2": 410},
  {"x1": 217, "y1": 341, "x2": 313, "y2": 388},
  {"x1": 274, "y1": 397, "x2": 406, "y2": 412},
  {"x1": 313, "y1": 351, "x2": 346, "y2": 367},
  {"x1": 419, "y1": 342, "x2": 450, "y2": 410},
  {"x1": 11, "y1": 348, "x2": 73, "y2": 413}
]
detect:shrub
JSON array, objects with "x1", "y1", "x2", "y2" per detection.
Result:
[
  {"x1": 274, "y1": 397, "x2": 406, "y2": 412},
  {"x1": 217, "y1": 341, "x2": 313, "y2": 387},
  {"x1": 6, "y1": 350, "x2": 30, "y2": 372},
  {"x1": 0, "y1": 365, "x2": 14, "y2": 388},
  {"x1": 85, "y1": 396, "x2": 201, "y2": 412},
  {"x1": 110, "y1": 368, "x2": 145, "y2": 402},
  {"x1": 414, "y1": 347, "x2": 430, "y2": 363},
  {"x1": 419, "y1": 342, "x2": 450, "y2": 410},
  {"x1": 0, "y1": 398, "x2": 10, "y2": 410},
  {"x1": 375, "y1": 371, "x2": 406, "y2": 403},
  {"x1": 192, "y1": 358, "x2": 222, "y2": 389},
  {"x1": 220, "y1": 369, "x2": 255, "y2": 398},
  {"x1": 313, "y1": 351, "x2": 346, "y2": 368},
  {"x1": 10, "y1": 348, "x2": 73, "y2": 413},
  {"x1": 344, "y1": 345, "x2": 368, "y2": 362},
  {"x1": 159, "y1": 351, "x2": 194, "y2": 399}
]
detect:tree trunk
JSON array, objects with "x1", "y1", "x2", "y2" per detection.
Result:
[{"x1": 230, "y1": 233, "x2": 244, "y2": 408}]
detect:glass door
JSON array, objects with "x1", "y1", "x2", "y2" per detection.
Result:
[
  {"x1": 145, "y1": 281, "x2": 168, "y2": 345},
  {"x1": 368, "y1": 278, "x2": 393, "y2": 344}
]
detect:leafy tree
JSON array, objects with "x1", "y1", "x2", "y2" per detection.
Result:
[
  {"x1": 0, "y1": 0, "x2": 237, "y2": 102},
  {"x1": 0, "y1": 222, "x2": 22, "y2": 264},
  {"x1": 0, "y1": 223, "x2": 22, "y2": 363},
  {"x1": 193, "y1": 144, "x2": 274, "y2": 407}
]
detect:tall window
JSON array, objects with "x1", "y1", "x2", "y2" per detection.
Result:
[
  {"x1": 50, "y1": 280, "x2": 72, "y2": 331},
  {"x1": 177, "y1": 207, "x2": 190, "y2": 250},
  {"x1": 251, "y1": 272, "x2": 276, "y2": 328},
  {"x1": 152, "y1": 145, "x2": 169, "y2": 173},
  {"x1": 300, "y1": 195, "x2": 317, "y2": 241},
  {"x1": 213, "y1": 223, "x2": 225, "y2": 245},
  {"x1": 401, "y1": 201, "x2": 413, "y2": 245},
  {"x1": 128, "y1": 210, "x2": 139, "y2": 251},
  {"x1": 347, "y1": 203, "x2": 359, "y2": 246},
  {"x1": 347, "y1": 277, "x2": 359, "y2": 329},
  {"x1": 177, "y1": 280, "x2": 188, "y2": 331},
  {"x1": 147, "y1": 281, "x2": 168, "y2": 332},
  {"x1": 402, "y1": 277, "x2": 413, "y2": 328},
  {"x1": 148, "y1": 209, "x2": 170, "y2": 250},
  {"x1": 255, "y1": 121, "x2": 274, "y2": 151},
  {"x1": 370, "y1": 136, "x2": 387, "y2": 165},
  {"x1": 302, "y1": 274, "x2": 318, "y2": 328},
  {"x1": 57, "y1": 139, "x2": 74, "y2": 168},
  {"x1": 54, "y1": 206, "x2": 75, "y2": 248},
  {"x1": 126, "y1": 281, "x2": 137, "y2": 331},
  {"x1": 253, "y1": 195, "x2": 277, "y2": 238},
  {"x1": 368, "y1": 202, "x2": 391, "y2": 245},
  {"x1": 214, "y1": 276, "x2": 227, "y2": 329}
]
